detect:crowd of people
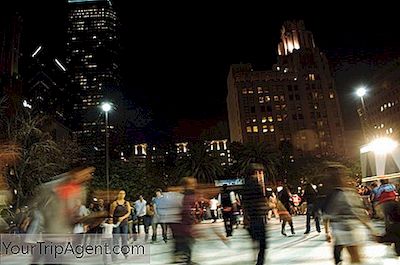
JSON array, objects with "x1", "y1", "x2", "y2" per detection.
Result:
[{"x1": 2, "y1": 164, "x2": 400, "y2": 265}]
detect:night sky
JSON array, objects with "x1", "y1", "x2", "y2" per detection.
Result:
[{"x1": 5, "y1": 2, "x2": 400, "y2": 140}]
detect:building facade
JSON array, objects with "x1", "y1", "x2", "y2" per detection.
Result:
[
  {"x1": 227, "y1": 20, "x2": 345, "y2": 157},
  {"x1": 66, "y1": 0, "x2": 120, "y2": 162},
  {"x1": 357, "y1": 59, "x2": 400, "y2": 143},
  {"x1": 0, "y1": 14, "x2": 23, "y2": 113}
]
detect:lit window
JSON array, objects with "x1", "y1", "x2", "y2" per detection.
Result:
[
  {"x1": 329, "y1": 93, "x2": 334, "y2": 99},
  {"x1": 274, "y1": 96, "x2": 279, "y2": 101},
  {"x1": 257, "y1": 87, "x2": 263, "y2": 94},
  {"x1": 253, "y1": 126, "x2": 259, "y2": 133},
  {"x1": 252, "y1": 118, "x2": 257, "y2": 122},
  {"x1": 308, "y1": 74, "x2": 315, "y2": 81},
  {"x1": 246, "y1": 126, "x2": 252, "y2": 133},
  {"x1": 280, "y1": 95, "x2": 285, "y2": 101},
  {"x1": 262, "y1": 117, "x2": 267, "y2": 123},
  {"x1": 384, "y1": 104, "x2": 387, "y2": 109},
  {"x1": 259, "y1": 97, "x2": 264, "y2": 103},
  {"x1": 269, "y1": 125, "x2": 275, "y2": 132},
  {"x1": 389, "y1": 128, "x2": 393, "y2": 134},
  {"x1": 242, "y1": 88, "x2": 247, "y2": 94},
  {"x1": 262, "y1": 125, "x2": 268, "y2": 133},
  {"x1": 277, "y1": 115, "x2": 282, "y2": 122},
  {"x1": 388, "y1": 102, "x2": 392, "y2": 107},
  {"x1": 268, "y1": 116, "x2": 273, "y2": 122},
  {"x1": 248, "y1": 89, "x2": 254, "y2": 94},
  {"x1": 265, "y1": 96, "x2": 271, "y2": 102}
]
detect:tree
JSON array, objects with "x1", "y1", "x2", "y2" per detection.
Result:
[
  {"x1": 0, "y1": 105, "x2": 80, "y2": 206},
  {"x1": 230, "y1": 142, "x2": 281, "y2": 185},
  {"x1": 174, "y1": 142, "x2": 224, "y2": 183}
]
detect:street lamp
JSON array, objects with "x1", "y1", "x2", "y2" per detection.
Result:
[
  {"x1": 356, "y1": 86, "x2": 367, "y2": 110},
  {"x1": 101, "y1": 102, "x2": 112, "y2": 203},
  {"x1": 360, "y1": 137, "x2": 398, "y2": 155}
]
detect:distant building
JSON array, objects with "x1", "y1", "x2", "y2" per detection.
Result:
[
  {"x1": 206, "y1": 139, "x2": 233, "y2": 166},
  {"x1": 0, "y1": 14, "x2": 23, "y2": 113},
  {"x1": 227, "y1": 20, "x2": 345, "y2": 157},
  {"x1": 22, "y1": 45, "x2": 70, "y2": 124},
  {"x1": 357, "y1": 59, "x2": 400, "y2": 143},
  {"x1": 66, "y1": 0, "x2": 120, "y2": 162}
]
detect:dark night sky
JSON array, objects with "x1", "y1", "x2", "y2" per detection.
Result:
[{"x1": 5, "y1": 2, "x2": 400, "y2": 139}]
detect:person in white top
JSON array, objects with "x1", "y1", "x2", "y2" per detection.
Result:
[
  {"x1": 101, "y1": 218, "x2": 120, "y2": 265},
  {"x1": 209, "y1": 197, "x2": 219, "y2": 223},
  {"x1": 134, "y1": 195, "x2": 147, "y2": 235},
  {"x1": 73, "y1": 199, "x2": 89, "y2": 234}
]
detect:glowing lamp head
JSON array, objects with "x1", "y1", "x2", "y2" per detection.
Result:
[
  {"x1": 356, "y1": 87, "x2": 367, "y2": 98},
  {"x1": 361, "y1": 137, "x2": 399, "y2": 155},
  {"x1": 101, "y1": 102, "x2": 112, "y2": 112}
]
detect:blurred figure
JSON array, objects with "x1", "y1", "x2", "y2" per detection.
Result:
[
  {"x1": 110, "y1": 190, "x2": 131, "y2": 261},
  {"x1": 242, "y1": 163, "x2": 268, "y2": 265},
  {"x1": 170, "y1": 177, "x2": 197, "y2": 265},
  {"x1": 302, "y1": 183, "x2": 321, "y2": 234},
  {"x1": 220, "y1": 184, "x2": 233, "y2": 237},
  {"x1": 376, "y1": 201, "x2": 400, "y2": 256},
  {"x1": 370, "y1": 182, "x2": 379, "y2": 218},
  {"x1": 375, "y1": 179, "x2": 398, "y2": 229},
  {"x1": 73, "y1": 199, "x2": 89, "y2": 234},
  {"x1": 278, "y1": 186, "x2": 293, "y2": 216},
  {"x1": 324, "y1": 165, "x2": 375, "y2": 265},
  {"x1": 101, "y1": 218, "x2": 120, "y2": 265},
  {"x1": 28, "y1": 167, "x2": 95, "y2": 264},
  {"x1": 152, "y1": 188, "x2": 168, "y2": 243},
  {"x1": 209, "y1": 197, "x2": 219, "y2": 223},
  {"x1": 143, "y1": 201, "x2": 155, "y2": 242},
  {"x1": 134, "y1": 195, "x2": 147, "y2": 235},
  {"x1": 277, "y1": 186, "x2": 295, "y2": 236},
  {"x1": 266, "y1": 191, "x2": 279, "y2": 221}
]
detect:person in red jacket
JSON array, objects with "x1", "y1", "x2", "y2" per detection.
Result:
[{"x1": 376, "y1": 179, "x2": 398, "y2": 229}]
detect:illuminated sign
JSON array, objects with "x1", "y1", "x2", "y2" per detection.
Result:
[{"x1": 214, "y1": 179, "x2": 244, "y2": 187}]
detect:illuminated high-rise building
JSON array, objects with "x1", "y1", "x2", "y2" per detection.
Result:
[
  {"x1": 227, "y1": 20, "x2": 345, "y2": 157},
  {"x1": 67, "y1": 0, "x2": 120, "y2": 162}
]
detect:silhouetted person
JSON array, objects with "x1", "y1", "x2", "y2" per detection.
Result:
[
  {"x1": 302, "y1": 183, "x2": 321, "y2": 234},
  {"x1": 220, "y1": 184, "x2": 233, "y2": 237},
  {"x1": 242, "y1": 163, "x2": 268, "y2": 265}
]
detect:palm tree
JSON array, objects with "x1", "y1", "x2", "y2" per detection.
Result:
[
  {"x1": 230, "y1": 141, "x2": 280, "y2": 185},
  {"x1": 175, "y1": 143, "x2": 224, "y2": 183}
]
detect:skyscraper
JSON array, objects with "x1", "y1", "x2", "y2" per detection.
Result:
[
  {"x1": 357, "y1": 59, "x2": 400, "y2": 143},
  {"x1": 227, "y1": 20, "x2": 345, "y2": 157},
  {"x1": 0, "y1": 14, "x2": 23, "y2": 113},
  {"x1": 66, "y1": 0, "x2": 120, "y2": 162}
]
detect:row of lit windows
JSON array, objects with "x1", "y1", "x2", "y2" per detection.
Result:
[
  {"x1": 246, "y1": 125, "x2": 275, "y2": 133},
  {"x1": 380, "y1": 101, "x2": 397, "y2": 112}
]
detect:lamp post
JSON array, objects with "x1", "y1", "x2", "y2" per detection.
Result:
[
  {"x1": 356, "y1": 86, "x2": 367, "y2": 110},
  {"x1": 101, "y1": 102, "x2": 112, "y2": 203},
  {"x1": 356, "y1": 86, "x2": 368, "y2": 140}
]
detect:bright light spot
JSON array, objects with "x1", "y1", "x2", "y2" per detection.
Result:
[
  {"x1": 94, "y1": 146, "x2": 99, "y2": 151},
  {"x1": 93, "y1": 197, "x2": 98, "y2": 202},
  {"x1": 13, "y1": 189, "x2": 17, "y2": 195},
  {"x1": 360, "y1": 137, "x2": 398, "y2": 154},
  {"x1": 101, "y1": 102, "x2": 112, "y2": 112},
  {"x1": 54, "y1": 58, "x2": 67, "y2": 72},
  {"x1": 22, "y1": 100, "x2": 32, "y2": 109},
  {"x1": 277, "y1": 186, "x2": 283, "y2": 192},
  {"x1": 356, "y1": 87, "x2": 367, "y2": 97},
  {"x1": 32, "y1": 46, "x2": 42, "y2": 58}
]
